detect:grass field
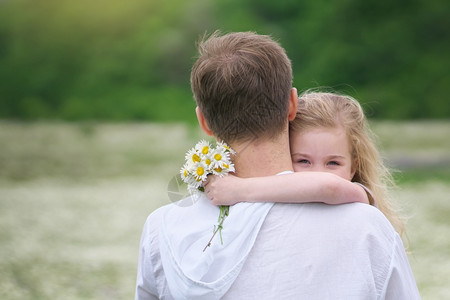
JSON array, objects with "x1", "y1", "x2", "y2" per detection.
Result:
[{"x1": 0, "y1": 121, "x2": 449, "y2": 299}]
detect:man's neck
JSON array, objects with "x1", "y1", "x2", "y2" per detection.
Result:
[{"x1": 229, "y1": 133, "x2": 293, "y2": 178}]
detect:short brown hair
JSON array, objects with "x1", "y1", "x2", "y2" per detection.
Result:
[{"x1": 191, "y1": 31, "x2": 292, "y2": 143}]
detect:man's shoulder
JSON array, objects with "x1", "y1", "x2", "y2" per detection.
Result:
[
  {"x1": 261, "y1": 203, "x2": 398, "y2": 270},
  {"x1": 275, "y1": 202, "x2": 389, "y2": 221},
  {"x1": 270, "y1": 202, "x2": 396, "y2": 238},
  {"x1": 272, "y1": 201, "x2": 385, "y2": 217},
  {"x1": 142, "y1": 200, "x2": 182, "y2": 235},
  {"x1": 330, "y1": 202, "x2": 392, "y2": 223},
  {"x1": 146, "y1": 195, "x2": 200, "y2": 222},
  {"x1": 332, "y1": 203, "x2": 396, "y2": 237},
  {"x1": 140, "y1": 198, "x2": 197, "y2": 254},
  {"x1": 337, "y1": 203, "x2": 394, "y2": 229},
  {"x1": 144, "y1": 194, "x2": 217, "y2": 234}
]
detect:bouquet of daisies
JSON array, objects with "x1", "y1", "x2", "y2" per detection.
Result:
[
  {"x1": 180, "y1": 140, "x2": 235, "y2": 251},
  {"x1": 180, "y1": 140, "x2": 235, "y2": 193}
]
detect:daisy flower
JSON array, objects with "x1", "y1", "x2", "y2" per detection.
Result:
[
  {"x1": 217, "y1": 141, "x2": 236, "y2": 155},
  {"x1": 194, "y1": 139, "x2": 212, "y2": 156},
  {"x1": 185, "y1": 147, "x2": 201, "y2": 165},
  {"x1": 180, "y1": 163, "x2": 198, "y2": 189},
  {"x1": 191, "y1": 161, "x2": 209, "y2": 182},
  {"x1": 210, "y1": 147, "x2": 234, "y2": 173}
]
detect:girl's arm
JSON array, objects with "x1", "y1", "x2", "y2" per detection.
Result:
[{"x1": 203, "y1": 172, "x2": 369, "y2": 206}]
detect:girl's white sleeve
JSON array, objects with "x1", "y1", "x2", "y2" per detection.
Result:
[{"x1": 353, "y1": 182, "x2": 377, "y2": 207}]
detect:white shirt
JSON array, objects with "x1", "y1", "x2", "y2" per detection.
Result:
[
  {"x1": 223, "y1": 203, "x2": 420, "y2": 299},
  {"x1": 135, "y1": 196, "x2": 420, "y2": 299}
]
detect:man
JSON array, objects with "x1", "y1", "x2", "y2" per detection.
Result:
[{"x1": 135, "y1": 31, "x2": 420, "y2": 299}]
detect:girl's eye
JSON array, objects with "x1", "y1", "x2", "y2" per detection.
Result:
[
  {"x1": 298, "y1": 159, "x2": 310, "y2": 164},
  {"x1": 327, "y1": 161, "x2": 340, "y2": 166}
]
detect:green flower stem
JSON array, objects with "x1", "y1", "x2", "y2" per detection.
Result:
[{"x1": 203, "y1": 205, "x2": 230, "y2": 252}]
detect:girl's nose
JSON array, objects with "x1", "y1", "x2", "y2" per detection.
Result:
[{"x1": 310, "y1": 165, "x2": 324, "y2": 172}]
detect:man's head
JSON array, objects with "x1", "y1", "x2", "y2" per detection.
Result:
[{"x1": 191, "y1": 31, "x2": 295, "y2": 144}]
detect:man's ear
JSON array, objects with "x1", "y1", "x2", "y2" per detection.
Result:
[
  {"x1": 196, "y1": 106, "x2": 213, "y2": 136},
  {"x1": 288, "y1": 88, "x2": 298, "y2": 121}
]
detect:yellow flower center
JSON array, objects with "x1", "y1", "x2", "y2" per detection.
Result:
[
  {"x1": 214, "y1": 167, "x2": 222, "y2": 173},
  {"x1": 202, "y1": 146, "x2": 209, "y2": 155},
  {"x1": 184, "y1": 170, "x2": 188, "y2": 177},
  {"x1": 223, "y1": 163, "x2": 229, "y2": 169},
  {"x1": 205, "y1": 158, "x2": 211, "y2": 165},
  {"x1": 196, "y1": 166, "x2": 205, "y2": 176},
  {"x1": 192, "y1": 154, "x2": 201, "y2": 163},
  {"x1": 214, "y1": 153, "x2": 222, "y2": 161}
]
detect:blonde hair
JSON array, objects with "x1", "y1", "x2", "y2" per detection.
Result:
[{"x1": 290, "y1": 90, "x2": 405, "y2": 237}]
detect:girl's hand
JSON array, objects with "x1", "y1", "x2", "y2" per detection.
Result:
[{"x1": 203, "y1": 174, "x2": 245, "y2": 206}]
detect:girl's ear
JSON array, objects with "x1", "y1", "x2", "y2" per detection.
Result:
[
  {"x1": 196, "y1": 106, "x2": 213, "y2": 136},
  {"x1": 288, "y1": 88, "x2": 298, "y2": 121}
]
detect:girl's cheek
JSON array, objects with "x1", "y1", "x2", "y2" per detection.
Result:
[{"x1": 293, "y1": 164, "x2": 307, "y2": 172}]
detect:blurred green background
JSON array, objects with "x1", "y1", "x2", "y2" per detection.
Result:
[
  {"x1": 0, "y1": 0, "x2": 449, "y2": 122},
  {"x1": 1, "y1": 0, "x2": 449, "y2": 299}
]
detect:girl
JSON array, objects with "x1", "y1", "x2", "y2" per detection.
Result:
[{"x1": 203, "y1": 91, "x2": 405, "y2": 236}]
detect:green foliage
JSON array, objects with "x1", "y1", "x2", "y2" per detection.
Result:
[
  {"x1": 0, "y1": 0, "x2": 448, "y2": 121},
  {"x1": 59, "y1": 86, "x2": 197, "y2": 122}
]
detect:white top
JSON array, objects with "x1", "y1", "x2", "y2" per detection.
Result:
[
  {"x1": 135, "y1": 194, "x2": 420, "y2": 299},
  {"x1": 354, "y1": 182, "x2": 377, "y2": 207}
]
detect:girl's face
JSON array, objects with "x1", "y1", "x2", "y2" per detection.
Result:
[{"x1": 290, "y1": 126, "x2": 356, "y2": 181}]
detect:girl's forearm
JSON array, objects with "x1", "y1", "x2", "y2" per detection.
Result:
[{"x1": 243, "y1": 172, "x2": 368, "y2": 205}]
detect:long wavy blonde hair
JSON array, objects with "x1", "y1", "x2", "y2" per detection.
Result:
[{"x1": 290, "y1": 90, "x2": 405, "y2": 237}]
